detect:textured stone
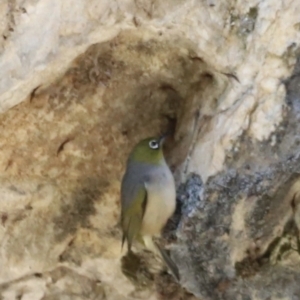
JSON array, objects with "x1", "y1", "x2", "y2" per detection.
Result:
[{"x1": 0, "y1": 0, "x2": 300, "y2": 299}]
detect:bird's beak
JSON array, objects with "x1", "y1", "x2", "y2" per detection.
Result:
[{"x1": 158, "y1": 132, "x2": 170, "y2": 146}]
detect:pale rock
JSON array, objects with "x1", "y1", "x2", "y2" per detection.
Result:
[{"x1": 0, "y1": 0, "x2": 300, "y2": 299}]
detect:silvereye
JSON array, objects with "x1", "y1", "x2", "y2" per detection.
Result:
[{"x1": 120, "y1": 135, "x2": 179, "y2": 281}]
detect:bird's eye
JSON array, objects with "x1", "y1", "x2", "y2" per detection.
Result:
[{"x1": 149, "y1": 140, "x2": 159, "y2": 149}]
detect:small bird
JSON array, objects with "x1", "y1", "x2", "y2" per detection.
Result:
[{"x1": 120, "y1": 134, "x2": 179, "y2": 281}]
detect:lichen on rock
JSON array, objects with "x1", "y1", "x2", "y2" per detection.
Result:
[{"x1": 0, "y1": 0, "x2": 300, "y2": 299}]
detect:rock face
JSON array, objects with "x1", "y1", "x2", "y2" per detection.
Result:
[{"x1": 0, "y1": 0, "x2": 300, "y2": 299}]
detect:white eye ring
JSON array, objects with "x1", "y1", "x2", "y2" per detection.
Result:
[{"x1": 149, "y1": 140, "x2": 159, "y2": 149}]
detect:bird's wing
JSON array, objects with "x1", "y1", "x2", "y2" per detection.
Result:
[{"x1": 121, "y1": 182, "x2": 148, "y2": 252}]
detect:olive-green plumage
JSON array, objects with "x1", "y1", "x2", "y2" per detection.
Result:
[
  {"x1": 128, "y1": 138, "x2": 164, "y2": 165},
  {"x1": 120, "y1": 135, "x2": 179, "y2": 281}
]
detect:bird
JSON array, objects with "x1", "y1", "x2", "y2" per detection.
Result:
[{"x1": 120, "y1": 134, "x2": 180, "y2": 281}]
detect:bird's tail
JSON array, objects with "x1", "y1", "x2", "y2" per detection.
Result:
[{"x1": 143, "y1": 236, "x2": 180, "y2": 282}]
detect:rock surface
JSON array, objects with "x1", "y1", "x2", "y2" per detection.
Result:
[{"x1": 0, "y1": 0, "x2": 300, "y2": 299}]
